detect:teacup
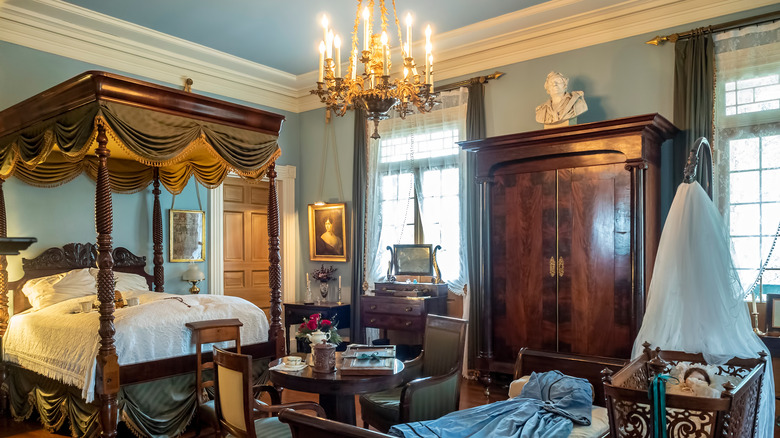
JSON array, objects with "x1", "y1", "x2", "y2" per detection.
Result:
[
  {"x1": 127, "y1": 297, "x2": 140, "y2": 307},
  {"x1": 283, "y1": 356, "x2": 302, "y2": 367},
  {"x1": 80, "y1": 301, "x2": 93, "y2": 313}
]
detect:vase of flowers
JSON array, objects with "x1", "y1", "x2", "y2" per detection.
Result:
[
  {"x1": 295, "y1": 313, "x2": 342, "y2": 346},
  {"x1": 313, "y1": 265, "x2": 336, "y2": 303}
]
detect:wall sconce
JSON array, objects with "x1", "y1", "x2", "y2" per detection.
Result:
[{"x1": 182, "y1": 262, "x2": 205, "y2": 294}]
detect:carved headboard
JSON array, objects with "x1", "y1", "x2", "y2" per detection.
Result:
[{"x1": 10, "y1": 243, "x2": 155, "y2": 313}]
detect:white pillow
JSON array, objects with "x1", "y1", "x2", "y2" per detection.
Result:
[
  {"x1": 53, "y1": 268, "x2": 97, "y2": 295},
  {"x1": 115, "y1": 271, "x2": 151, "y2": 291},
  {"x1": 89, "y1": 268, "x2": 151, "y2": 291},
  {"x1": 21, "y1": 272, "x2": 67, "y2": 309}
]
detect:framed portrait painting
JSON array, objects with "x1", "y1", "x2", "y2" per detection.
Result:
[
  {"x1": 170, "y1": 209, "x2": 205, "y2": 262},
  {"x1": 308, "y1": 203, "x2": 348, "y2": 262},
  {"x1": 767, "y1": 293, "x2": 780, "y2": 334}
]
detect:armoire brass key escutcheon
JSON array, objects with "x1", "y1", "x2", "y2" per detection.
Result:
[
  {"x1": 558, "y1": 257, "x2": 564, "y2": 277},
  {"x1": 550, "y1": 257, "x2": 556, "y2": 277}
]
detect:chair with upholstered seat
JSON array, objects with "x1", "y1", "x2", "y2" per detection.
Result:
[
  {"x1": 186, "y1": 318, "x2": 244, "y2": 435},
  {"x1": 213, "y1": 346, "x2": 326, "y2": 438},
  {"x1": 359, "y1": 314, "x2": 467, "y2": 432}
]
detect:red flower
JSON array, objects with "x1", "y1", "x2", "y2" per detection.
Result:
[
  {"x1": 310, "y1": 313, "x2": 320, "y2": 321},
  {"x1": 306, "y1": 320, "x2": 318, "y2": 331},
  {"x1": 321, "y1": 319, "x2": 332, "y2": 327},
  {"x1": 299, "y1": 323, "x2": 306, "y2": 330}
]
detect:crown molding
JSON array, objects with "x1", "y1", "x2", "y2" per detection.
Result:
[{"x1": 1, "y1": 0, "x2": 773, "y2": 115}]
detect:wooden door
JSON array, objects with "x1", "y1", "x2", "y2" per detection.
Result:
[
  {"x1": 556, "y1": 164, "x2": 632, "y2": 358},
  {"x1": 490, "y1": 170, "x2": 558, "y2": 363},
  {"x1": 223, "y1": 178, "x2": 271, "y2": 313}
]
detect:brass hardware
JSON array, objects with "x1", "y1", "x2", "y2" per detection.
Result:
[
  {"x1": 550, "y1": 257, "x2": 556, "y2": 277},
  {"x1": 558, "y1": 257, "x2": 564, "y2": 277},
  {"x1": 404, "y1": 321, "x2": 412, "y2": 327},
  {"x1": 405, "y1": 306, "x2": 413, "y2": 312},
  {"x1": 370, "y1": 318, "x2": 377, "y2": 324},
  {"x1": 370, "y1": 305, "x2": 377, "y2": 310}
]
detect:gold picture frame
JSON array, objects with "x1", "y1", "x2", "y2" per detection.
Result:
[
  {"x1": 766, "y1": 293, "x2": 780, "y2": 334},
  {"x1": 308, "y1": 203, "x2": 348, "y2": 262},
  {"x1": 170, "y1": 209, "x2": 205, "y2": 262}
]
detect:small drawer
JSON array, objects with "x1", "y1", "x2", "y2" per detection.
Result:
[
  {"x1": 363, "y1": 313, "x2": 424, "y2": 331},
  {"x1": 363, "y1": 300, "x2": 424, "y2": 316}
]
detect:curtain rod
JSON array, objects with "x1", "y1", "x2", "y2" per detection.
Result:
[
  {"x1": 435, "y1": 71, "x2": 505, "y2": 92},
  {"x1": 646, "y1": 10, "x2": 780, "y2": 45}
]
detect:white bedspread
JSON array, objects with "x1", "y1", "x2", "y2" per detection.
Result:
[{"x1": 2, "y1": 290, "x2": 269, "y2": 402}]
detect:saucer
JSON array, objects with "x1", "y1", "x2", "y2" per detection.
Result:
[{"x1": 276, "y1": 363, "x2": 307, "y2": 371}]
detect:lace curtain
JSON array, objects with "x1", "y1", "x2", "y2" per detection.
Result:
[
  {"x1": 364, "y1": 88, "x2": 470, "y2": 295},
  {"x1": 713, "y1": 20, "x2": 780, "y2": 299}
]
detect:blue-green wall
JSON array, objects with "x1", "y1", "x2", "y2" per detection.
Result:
[{"x1": 0, "y1": 41, "x2": 300, "y2": 297}]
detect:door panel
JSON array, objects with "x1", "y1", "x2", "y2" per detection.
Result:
[
  {"x1": 490, "y1": 170, "x2": 557, "y2": 362},
  {"x1": 223, "y1": 179, "x2": 271, "y2": 313},
  {"x1": 557, "y1": 164, "x2": 632, "y2": 358}
]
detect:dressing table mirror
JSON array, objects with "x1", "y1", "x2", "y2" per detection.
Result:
[{"x1": 385, "y1": 244, "x2": 442, "y2": 283}]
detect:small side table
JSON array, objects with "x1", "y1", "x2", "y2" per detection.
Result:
[{"x1": 284, "y1": 302, "x2": 350, "y2": 354}]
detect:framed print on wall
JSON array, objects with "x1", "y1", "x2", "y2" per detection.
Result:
[
  {"x1": 170, "y1": 209, "x2": 205, "y2": 262},
  {"x1": 308, "y1": 203, "x2": 348, "y2": 262}
]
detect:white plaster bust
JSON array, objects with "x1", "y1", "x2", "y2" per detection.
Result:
[{"x1": 535, "y1": 71, "x2": 588, "y2": 128}]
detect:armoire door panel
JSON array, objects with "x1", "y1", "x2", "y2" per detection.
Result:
[
  {"x1": 491, "y1": 170, "x2": 557, "y2": 362},
  {"x1": 557, "y1": 164, "x2": 632, "y2": 358}
]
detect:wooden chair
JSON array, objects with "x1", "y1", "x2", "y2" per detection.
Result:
[
  {"x1": 186, "y1": 318, "x2": 244, "y2": 435},
  {"x1": 213, "y1": 347, "x2": 325, "y2": 438},
  {"x1": 358, "y1": 314, "x2": 468, "y2": 432},
  {"x1": 278, "y1": 409, "x2": 392, "y2": 438}
]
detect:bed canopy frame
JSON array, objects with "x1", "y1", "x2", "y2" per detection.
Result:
[{"x1": 0, "y1": 71, "x2": 287, "y2": 437}]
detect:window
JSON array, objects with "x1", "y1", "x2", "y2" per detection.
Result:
[
  {"x1": 715, "y1": 22, "x2": 780, "y2": 299},
  {"x1": 365, "y1": 88, "x2": 468, "y2": 289},
  {"x1": 377, "y1": 129, "x2": 462, "y2": 279}
]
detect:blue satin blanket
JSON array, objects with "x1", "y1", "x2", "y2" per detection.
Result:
[{"x1": 389, "y1": 370, "x2": 593, "y2": 438}]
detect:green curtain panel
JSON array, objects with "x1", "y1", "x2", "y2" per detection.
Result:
[
  {"x1": 672, "y1": 30, "x2": 714, "y2": 189},
  {"x1": 351, "y1": 109, "x2": 368, "y2": 343},
  {"x1": 465, "y1": 79, "x2": 486, "y2": 370}
]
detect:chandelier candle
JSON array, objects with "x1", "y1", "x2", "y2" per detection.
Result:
[{"x1": 311, "y1": 0, "x2": 438, "y2": 139}]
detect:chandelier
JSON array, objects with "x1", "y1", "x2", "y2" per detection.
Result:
[{"x1": 312, "y1": 0, "x2": 437, "y2": 139}]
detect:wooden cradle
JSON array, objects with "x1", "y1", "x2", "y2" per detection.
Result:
[{"x1": 602, "y1": 344, "x2": 766, "y2": 437}]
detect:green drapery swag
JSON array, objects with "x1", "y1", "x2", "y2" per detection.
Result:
[
  {"x1": 0, "y1": 101, "x2": 280, "y2": 194},
  {"x1": 6, "y1": 360, "x2": 270, "y2": 438}
]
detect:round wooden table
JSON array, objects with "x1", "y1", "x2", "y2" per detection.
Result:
[{"x1": 269, "y1": 352, "x2": 404, "y2": 425}]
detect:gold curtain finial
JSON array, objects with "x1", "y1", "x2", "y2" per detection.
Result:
[{"x1": 646, "y1": 34, "x2": 680, "y2": 45}]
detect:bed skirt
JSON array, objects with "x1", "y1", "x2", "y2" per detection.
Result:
[{"x1": 3, "y1": 359, "x2": 270, "y2": 437}]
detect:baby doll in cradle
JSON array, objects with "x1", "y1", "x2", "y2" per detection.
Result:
[{"x1": 666, "y1": 363, "x2": 723, "y2": 398}]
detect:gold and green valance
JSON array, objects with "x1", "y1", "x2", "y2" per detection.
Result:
[{"x1": 0, "y1": 71, "x2": 285, "y2": 194}]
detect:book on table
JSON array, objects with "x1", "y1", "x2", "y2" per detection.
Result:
[{"x1": 340, "y1": 345, "x2": 396, "y2": 375}]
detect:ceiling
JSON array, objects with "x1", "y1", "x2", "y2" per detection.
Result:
[
  {"x1": 62, "y1": 0, "x2": 546, "y2": 75},
  {"x1": 1, "y1": 0, "x2": 775, "y2": 113}
]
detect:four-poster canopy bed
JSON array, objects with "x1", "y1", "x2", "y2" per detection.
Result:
[{"x1": 0, "y1": 71, "x2": 287, "y2": 437}]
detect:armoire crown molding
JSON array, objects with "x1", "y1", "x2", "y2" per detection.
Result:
[{"x1": 0, "y1": 0, "x2": 773, "y2": 114}]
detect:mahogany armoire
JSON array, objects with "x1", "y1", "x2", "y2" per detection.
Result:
[{"x1": 459, "y1": 114, "x2": 678, "y2": 381}]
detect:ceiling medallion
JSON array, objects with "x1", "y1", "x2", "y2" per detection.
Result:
[{"x1": 312, "y1": 0, "x2": 437, "y2": 139}]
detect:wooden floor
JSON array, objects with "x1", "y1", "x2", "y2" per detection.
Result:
[{"x1": 0, "y1": 377, "x2": 508, "y2": 437}]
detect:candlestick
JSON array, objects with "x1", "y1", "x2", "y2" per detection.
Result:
[
  {"x1": 326, "y1": 30, "x2": 333, "y2": 60},
  {"x1": 363, "y1": 7, "x2": 370, "y2": 51},
  {"x1": 338, "y1": 275, "x2": 341, "y2": 289},
  {"x1": 318, "y1": 42, "x2": 325, "y2": 83},
  {"x1": 752, "y1": 290, "x2": 758, "y2": 314},
  {"x1": 321, "y1": 15, "x2": 328, "y2": 48},
  {"x1": 381, "y1": 32, "x2": 388, "y2": 76},
  {"x1": 334, "y1": 35, "x2": 342, "y2": 78},
  {"x1": 405, "y1": 13, "x2": 412, "y2": 58}
]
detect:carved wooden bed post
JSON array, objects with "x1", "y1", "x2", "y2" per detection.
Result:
[
  {"x1": 0, "y1": 179, "x2": 8, "y2": 413},
  {"x1": 152, "y1": 168, "x2": 164, "y2": 292},
  {"x1": 267, "y1": 163, "x2": 285, "y2": 358},
  {"x1": 94, "y1": 123, "x2": 119, "y2": 438}
]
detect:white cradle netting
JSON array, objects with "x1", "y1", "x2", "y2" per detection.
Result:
[{"x1": 632, "y1": 181, "x2": 774, "y2": 437}]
